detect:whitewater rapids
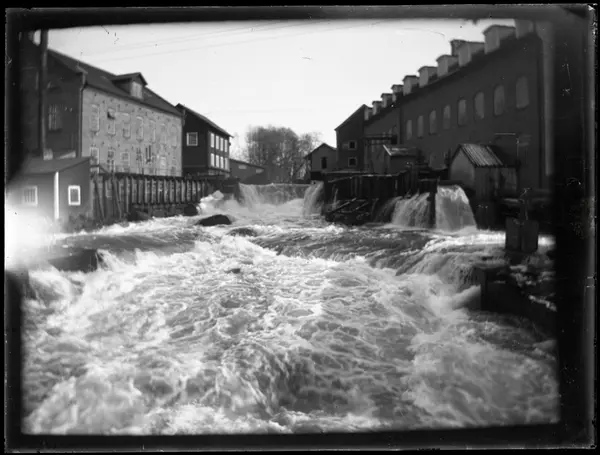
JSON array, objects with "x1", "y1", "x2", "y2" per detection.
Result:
[{"x1": 10, "y1": 182, "x2": 558, "y2": 435}]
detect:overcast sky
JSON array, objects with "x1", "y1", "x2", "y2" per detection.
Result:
[{"x1": 43, "y1": 17, "x2": 514, "y2": 157}]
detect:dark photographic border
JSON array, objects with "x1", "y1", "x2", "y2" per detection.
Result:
[{"x1": 5, "y1": 5, "x2": 596, "y2": 450}]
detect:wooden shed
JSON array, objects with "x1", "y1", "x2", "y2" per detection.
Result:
[
  {"x1": 449, "y1": 143, "x2": 517, "y2": 203},
  {"x1": 382, "y1": 145, "x2": 421, "y2": 174},
  {"x1": 7, "y1": 157, "x2": 92, "y2": 222}
]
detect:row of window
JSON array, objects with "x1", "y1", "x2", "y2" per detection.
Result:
[
  {"x1": 186, "y1": 132, "x2": 230, "y2": 153},
  {"x1": 89, "y1": 105, "x2": 179, "y2": 147},
  {"x1": 90, "y1": 146, "x2": 178, "y2": 175},
  {"x1": 211, "y1": 153, "x2": 230, "y2": 171},
  {"x1": 22, "y1": 185, "x2": 81, "y2": 207},
  {"x1": 405, "y1": 76, "x2": 530, "y2": 140}
]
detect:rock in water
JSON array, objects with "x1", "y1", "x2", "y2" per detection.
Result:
[
  {"x1": 195, "y1": 214, "x2": 233, "y2": 227},
  {"x1": 183, "y1": 203, "x2": 199, "y2": 217},
  {"x1": 228, "y1": 227, "x2": 257, "y2": 237},
  {"x1": 127, "y1": 210, "x2": 151, "y2": 222}
]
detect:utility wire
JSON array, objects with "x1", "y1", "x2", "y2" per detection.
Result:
[
  {"x1": 83, "y1": 20, "x2": 288, "y2": 56},
  {"x1": 93, "y1": 20, "x2": 381, "y2": 64}
]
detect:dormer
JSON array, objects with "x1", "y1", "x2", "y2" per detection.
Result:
[
  {"x1": 364, "y1": 106, "x2": 373, "y2": 121},
  {"x1": 436, "y1": 55, "x2": 458, "y2": 77},
  {"x1": 391, "y1": 84, "x2": 403, "y2": 102},
  {"x1": 456, "y1": 41, "x2": 485, "y2": 67},
  {"x1": 483, "y1": 25, "x2": 516, "y2": 53},
  {"x1": 418, "y1": 66, "x2": 437, "y2": 87},
  {"x1": 111, "y1": 72, "x2": 148, "y2": 100},
  {"x1": 372, "y1": 101, "x2": 383, "y2": 115},
  {"x1": 381, "y1": 93, "x2": 393, "y2": 108},
  {"x1": 515, "y1": 20, "x2": 535, "y2": 39},
  {"x1": 402, "y1": 76, "x2": 419, "y2": 95}
]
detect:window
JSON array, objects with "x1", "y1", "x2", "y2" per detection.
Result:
[
  {"x1": 348, "y1": 157, "x2": 357, "y2": 167},
  {"x1": 136, "y1": 117, "x2": 144, "y2": 140},
  {"x1": 390, "y1": 126, "x2": 398, "y2": 145},
  {"x1": 170, "y1": 125, "x2": 177, "y2": 148},
  {"x1": 131, "y1": 82, "x2": 143, "y2": 99},
  {"x1": 211, "y1": 153, "x2": 216, "y2": 167},
  {"x1": 225, "y1": 141, "x2": 229, "y2": 154},
  {"x1": 474, "y1": 92, "x2": 485, "y2": 120},
  {"x1": 150, "y1": 120, "x2": 156, "y2": 142},
  {"x1": 187, "y1": 132, "x2": 198, "y2": 146},
  {"x1": 121, "y1": 152, "x2": 130, "y2": 169},
  {"x1": 22, "y1": 186, "x2": 38, "y2": 206},
  {"x1": 159, "y1": 156, "x2": 167, "y2": 170},
  {"x1": 321, "y1": 157, "x2": 328, "y2": 169},
  {"x1": 516, "y1": 76, "x2": 529, "y2": 109},
  {"x1": 107, "y1": 108, "x2": 116, "y2": 135},
  {"x1": 406, "y1": 120, "x2": 413, "y2": 140},
  {"x1": 90, "y1": 146, "x2": 99, "y2": 165},
  {"x1": 494, "y1": 85, "x2": 506, "y2": 116},
  {"x1": 238, "y1": 164, "x2": 247, "y2": 170},
  {"x1": 107, "y1": 148, "x2": 116, "y2": 172},
  {"x1": 348, "y1": 141, "x2": 357, "y2": 150},
  {"x1": 417, "y1": 115, "x2": 424, "y2": 138},
  {"x1": 256, "y1": 168, "x2": 264, "y2": 174},
  {"x1": 160, "y1": 124, "x2": 167, "y2": 144},
  {"x1": 68, "y1": 185, "x2": 81, "y2": 206},
  {"x1": 211, "y1": 133, "x2": 215, "y2": 149},
  {"x1": 90, "y1": 104, "x2": 100, "y2": 131},
  {"x1": 429, "y1": 110, "x2": 437, "y2": 135},
  {"x1": 48, "y1": 104, "x2": 62, "y2": 131},
  {"x1": 443, "y1": 105, "x2": 451, "y2": 130},
  {"x1": 145, "y1": 145, "x2": 152, "y2": 164},
  {"x1": 170, "y1": 166, "x2": 177, "y2": 176},
  {"x1": 123, "y1": 113, "x2": 131, "y2": 138},
  {"x1": 457, "y1": 98, "x2": 467, "y2": 126},
  {"x1": 136, "y1": 147, "x2": 143, "y2": 170}
]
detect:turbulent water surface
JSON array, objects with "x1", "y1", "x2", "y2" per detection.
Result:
[{"x1": 12, "y1": 182, "x2": 559, "y2": 435}]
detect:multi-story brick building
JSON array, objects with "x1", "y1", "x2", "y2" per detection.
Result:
[
  {"x1": 176, "y1": 104, "x2": 232, "y2": 179},
  {"x1": 334, "y1": 104, "x2": 367, "y2": 171},
  {"x1": 20, "y1": 34, "x2": 183, "y2": 176},
  {"x1": 360, "y1": 21, "x2": 553, "y2": 192}
]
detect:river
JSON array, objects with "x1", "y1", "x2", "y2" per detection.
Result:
[{"x1": 12, "y1": 182, "x2": 559, "y2": 435}]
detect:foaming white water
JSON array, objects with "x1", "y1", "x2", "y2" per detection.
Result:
[
  {"x1": 21, "y1": 182, "x2": 558, "y2": 435},
  {"x1": 391, "y1": 193, "x2": 431, "y2": 228},
  {"x1": 435, "y1": 185, "x2": 477, "y2": 233},
  {"x1": 302, "y1": 182, "x2": 324, "y2": 217},
  {"x1": 240, "y1": 183, "x2": 309, "y2": 208}
]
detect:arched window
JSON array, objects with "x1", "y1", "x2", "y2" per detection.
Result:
[
  {"x1": 494, "y1": 85, "x2": 506, "y2": 116},
  {"x1": 443, "y1": 105, "x2": 451, "y2": 129},
  {"x1": 457, "y1": 99, "x2": 467, "y2": 126},
  {"x1": 516, "y1": 76, "x2": 529, "y2": 109},
  {"x1": 417, "y1": 115, "x2": 424, "y2": 138},
  {"x1": 406, "y1": 120, "x2": 413, "y2": 140},
  {"x1": 474, "y1": 92, "x2": 485, "y2": 120},
  {"x1": 429, "y1": 110, "x2": 437, "y2": 135}
]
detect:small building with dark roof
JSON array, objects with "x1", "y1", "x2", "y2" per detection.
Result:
[
  {"x1": 7, "y1": 157, "x2": 92, "y2": 222},
  {"x1": 334, "y1": 105, "x2": 367, "y2": 171},
  {"x1": 304, "y1": 143, "x2": 337, "y2": 181},
  {"x1": 176, "y1": 104, "x2": 233, "y2": 179}
]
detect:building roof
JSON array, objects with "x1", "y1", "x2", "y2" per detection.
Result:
[
  {"x1": 452, "y1": 143, "x2": 505, "y2": 168},
  {"x1": 383, "y1": 145, "x2": 420, "y2": 158},
  {"x1": 47, "y1": 48, "x2": 181, "y2": 117},
  {"x1": 111, "y1": 72, "x2": 148, "y2": 86},
  {"x1": 22, "y1": 157, "x2": 90, "y2": 175},
  {"x1": 176, "y1": 104, "x2": 232, "y2": 138},
  {"x1": 230, "y1": 158, "x2": 265, "y2": 169},
  {"x1": 304, "y1": 143, "x2": 336, "y2": 160},
  {"x1": 334, "y1": 104, "x2": 367, "y2": 131}
]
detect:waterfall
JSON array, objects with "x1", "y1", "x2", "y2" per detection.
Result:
[
  {"x1": 302, "y1": 182, "x2": 324, "y2": 216},
  {"x1": 239, "y1": 183, "x2": 309, "y2": 207},
  {"x1": 391, "y1": 193, "x2": 431, "y2": 228},
  {"x1": 435, "y1": 185, "x2": 477, "y2": 232}
]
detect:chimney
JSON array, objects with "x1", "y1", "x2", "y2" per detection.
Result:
[
  {"x1": 418, "y1": 66, "x2": 437, "y2": 87},
  {"x1": 484, "y1": 25, "x2": 516, "y2": 53},
  {"x1": 515, "y1": 20, "x2": 535, "y2": 39},
  {"x1": 436, "y1": 55, "x2": 458, "y2": 77},
  {"x1": 457, "y1": 41, "x2": 485, "y2": 67},
  {"x1": 450, "y1": 39, "x2": 466, "y2": 56},
  {"x1": 381, "y1": 93, "x2": 393, "y2": 108},
  {"x1": 402, "y1": 75, "x2": 418, "y2": 95},
  {"x1": 391, "y1": 84, "x2": 403, "y2": 102},
  {"x1": 372, "y1": 101, "x2": 382, "y2": 115},
  {"x1": 364, "y1": 106, "x2": 373, "y2": 121}
]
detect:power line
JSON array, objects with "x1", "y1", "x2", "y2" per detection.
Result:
[
  {"x1": 82, "y1": 20, "x2": 287, "y2": 56},
  {"x1": 92, "y1": 20, "x2": 380, "y2": 64}
]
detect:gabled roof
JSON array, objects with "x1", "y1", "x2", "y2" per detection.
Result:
[
  {"x1": 334, "y1": 104, "x2": 367, "y2": 131},
  {"x1": 452, "y1": 143, "x2": 505, "y2": 168},
  {"x1": 46, "y1": 47, "x2": 181, "y2": 117},
  {"x1": 383, "y1": 145, "x2": 420, "y2": 158},
  {"x1": 111, "y1": 72, "x2": 148, "y2": 86},
  {"x1": 22, "y1": 157, "x2": 90, "y2": 175},
  {"x1": 176, "y1": 104, "x2": 232, "y2": 138},
  {"x1": 304, "y1": 142, "x2": 336, "y2": 160}
]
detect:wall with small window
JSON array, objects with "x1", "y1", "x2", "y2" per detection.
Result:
[
  {"x1": 363, "y1": 106, "x2": 402, "y2": 172},
  {"x1": 82, "y1": 88, "x2": 183, "y2": 177}
]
